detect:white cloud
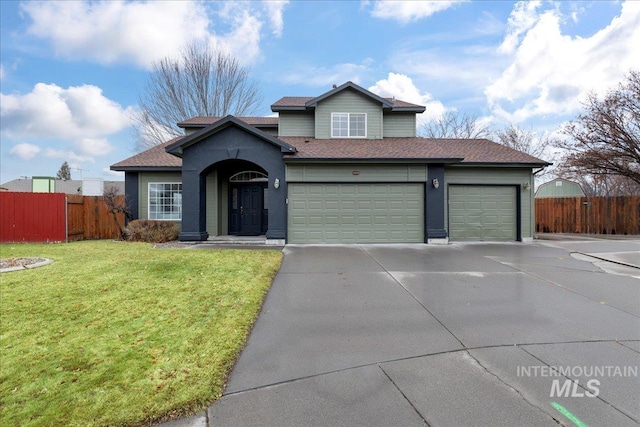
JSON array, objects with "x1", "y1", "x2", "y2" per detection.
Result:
[
  {"x1": 498, "y1": 1, "x2": 543, "y2": 54},
  {"x1": 283, "y1": 61, "x2": 373, "y2": 87},
  {"x1": 21, "y1": 1, "x2": 209, "y2": 68},
  {"x1": 369, "y1": 0, "x2": 466, "y2": 23},
  {"x1": 103, "y1": 168, "x2": 125, "y2": 178},
  {"x1": 77, "y1": 138, "x2": 113, "y2": 157},
  {"x1": 210, "y1": 9, "x2": 263, "y2": 63},
  {"x1": 369, "y1": 72, "x2": 447, "y2": 125},
  {"x1": 44, "y1": 148, "x2": 94, "y2": 164},
  {"x1": 9, "y1": 143, "x2": 41, "y2": 160},
  {"x1": 20, "y1": 1, "x2": 284, "y2": 68},
  {"x1": 486, "y1": 1, "x2": 640, "y2": 123},
  {"x1": 0, "y1": 83, "x2": 134, "y2": 140},
  {"x1": 263, "y1": 1, "x2": 288, "y2": 37}
]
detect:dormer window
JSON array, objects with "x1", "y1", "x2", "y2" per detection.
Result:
[{"x1": 332, "y1": 113, "x2": 366, "y2": 138}]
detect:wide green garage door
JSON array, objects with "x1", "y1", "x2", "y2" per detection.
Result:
[
  {"x1": 288, "y1": 183, "x2": 424, "y2": 243},
  {"x1": 449, "y1": 185, "x2": 517, "y2": 241}
]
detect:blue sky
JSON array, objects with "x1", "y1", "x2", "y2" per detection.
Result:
[{"x1": 1, "y1": 0, "x2": 639, "y2": 184}]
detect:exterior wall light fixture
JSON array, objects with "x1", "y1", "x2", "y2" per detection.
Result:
[
  {"x1": 523, "y1": 182, "x2": 531, "y2": 191},
  {"x1": 274, "y1": 178, "x2": 280, "y2": 189},
  {"x1": 432, "y1": 178, "x2": 439, "y2": 189}
]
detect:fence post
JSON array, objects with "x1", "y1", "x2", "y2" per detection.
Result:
[{"x1": 65, "y1": 196, "x2": 68, "y2": 243}]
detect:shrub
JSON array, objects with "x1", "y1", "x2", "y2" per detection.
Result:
[{"x1": 126, "y1": 219, "x2": 180, "y2": 243}]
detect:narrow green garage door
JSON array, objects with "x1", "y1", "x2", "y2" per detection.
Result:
[
  {"x1": 449, "y1": 185, "x2": 517, "y2": 241},
  {"x1": 288, "y1": 183, "x2": 424, "y2": 243}
]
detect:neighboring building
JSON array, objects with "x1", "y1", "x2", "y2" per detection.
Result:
[
  {"x1": 32, "y1": 176, "x2": 56, "y2": 193},
  {"x1": 535, "y1": 178, "x2": 586, "y2": 198},
  {"x1": 0, "y1": 178, "x2": 125, "y2": 195},
  {"x1": 112, "y1": 81, "x2": 549, "y2": 243}
]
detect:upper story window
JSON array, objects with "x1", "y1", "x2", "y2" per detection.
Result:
[{"x1": 332, "y1": 113, "x2": 366, "y2": 138}]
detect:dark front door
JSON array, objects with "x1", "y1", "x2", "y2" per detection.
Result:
[{"x1": 229, "y1": 184, "x2": 264, "y2": 235}]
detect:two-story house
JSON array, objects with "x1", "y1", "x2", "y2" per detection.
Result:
[{"x1": 111, "y1": 81, "x2": 549, "y2": 244}]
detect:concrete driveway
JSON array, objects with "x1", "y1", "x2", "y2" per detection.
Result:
[{"x1": 165, "y1": 239, "x2": 640, "y2": 427}]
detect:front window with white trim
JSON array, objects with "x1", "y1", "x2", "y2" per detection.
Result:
[
  {"x1": 148, "y1": 183, "x2": 182, "y2": 220},
  {"x1": 332, "y1": 113, "x2": 366, "y2": 138}
]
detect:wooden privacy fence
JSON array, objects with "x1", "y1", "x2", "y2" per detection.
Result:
[
  {"x1": 66, "y1": 194, "x2": 125, "y2": 242},
  {"x1": 0, "y1": 192, "x2": 125, "y2": 243},
  {"x1": 536, "y1": 196, "x2": 640, "y2": 235}
]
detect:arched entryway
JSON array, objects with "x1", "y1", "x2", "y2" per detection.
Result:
[
  {"x1": 228, "y1": 171, "x2": 268, "y2": 235},
  {"x1": 173, "y1": 117, "x2": 291, "y2": 242}
]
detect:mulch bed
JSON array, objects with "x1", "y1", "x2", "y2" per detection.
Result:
[{"x1": 0, "y1": 258, "x2": 47, "y2": 269}]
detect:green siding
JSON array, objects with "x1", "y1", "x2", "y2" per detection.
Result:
[
  {"x1": 445, "y1": 167, "x2": 534, "y2": 239},
  {"x1": 278, "y1": 112, "x2": 314, "y2": 137},
  {"x1": 288, "y1": 183, "x2": 424, "y2": 243},
  {"x1": 138, "y1": 172, "x2": 182, "y2": 222},
  {"x1": 449, "y1": 185, "x2": 517, "y2": 241},
  {"x1": 315, "y1": 90, "x2": 383, "y2": 139},
  {"x1": 286, "y1": 164, "x2": 427, "y2": 182},
  {"x1": 205, "y1": 171, "x2": 218, "y2": 236},
  {"x1": 535, "y1": 179, "x2": 585, "y2": 198},
  {"x1": 32, "y1": 177, "x2": 55, "y2": 193},
  {"x1": 220, "y1": 180, "x2": 229, "y2": 235},
  {"x1": 383, "y1": 113, "x2": 416, "y2": 137}
]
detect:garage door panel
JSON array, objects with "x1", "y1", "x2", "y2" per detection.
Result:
[
  {"x1": 308, "y1": 200, "x2": 322, "y2": 210},
  {"x1": 288, "y1": 183, "x2": 424, "y2": 243},
  {"x1": 448, "y1": 185, "x2": 517, "y2": 242}
]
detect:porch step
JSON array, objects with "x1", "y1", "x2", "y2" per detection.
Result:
[{"x1": 206, "y1": 235, "x2": 269, "y2": 245}]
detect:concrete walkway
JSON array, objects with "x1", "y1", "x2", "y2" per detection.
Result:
[{"x1": 160, "y1": 239, "x2": 640, "y2": 427}]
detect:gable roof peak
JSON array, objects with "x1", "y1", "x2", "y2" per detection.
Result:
[
  {"x1": 271, "y1": 82, "x2": 426, "y2": 113},
  {"x1": 306, "y1": 81, "x2": 394, "y2": 108},
  {"x1": 165, "y1": 115, "x2": 296, "y2": 157}
]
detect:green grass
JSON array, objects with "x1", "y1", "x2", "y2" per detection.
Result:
[{"x1": 0, "y1": 241, "x2": 282, "y2": 426}]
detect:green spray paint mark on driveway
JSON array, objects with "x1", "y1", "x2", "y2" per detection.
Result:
[{"x1": 551, "y1": 402, "x2": 588, "y2": 427}]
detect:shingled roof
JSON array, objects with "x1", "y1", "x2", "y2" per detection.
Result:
[
  {"x1": 111, "y1": 137, "x2": 184, "y2": 170},
  {"x1": 177, "y1": 116, "x2": 278, "y2": 127},
  {"x1": 278, "y1": 137, "x2": 549, "y2": 165},
  {"x1": 271, "y1": 96, "x2": 424, "y2": 111},
  {"x1": 112, "y1": 133, "x2": 549, "y2": 170}
]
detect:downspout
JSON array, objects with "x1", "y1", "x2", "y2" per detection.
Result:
[{"x1": 531, "y1": 165, "x2": 549, "y2": 239}]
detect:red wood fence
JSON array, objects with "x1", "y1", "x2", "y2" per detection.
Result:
[
  {"x1": 0, "y1": 192, "x2": 67, "y2": 242},
  {"x1": 0, "y1": 192, "x2": 125, "y2": 243},
  {"x1": 536, "y1": 196, "x2": 640, "y2": 235}
]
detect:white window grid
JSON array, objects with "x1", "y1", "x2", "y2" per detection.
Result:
[
  {"x1": 331, "y1": 113, "x2": 367, "y2": 138},
  {"x1": 148, "y1": 182, "x2": 182, "y2": 220}
]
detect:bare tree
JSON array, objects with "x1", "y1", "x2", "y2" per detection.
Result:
[
  {"x1": 135, "y1": 40, "x2": 262, "y2": 149},
  {"x1": 557, "y1": 70, "x2": 640, "y2": 186},
  {"x1": 103, "y1": 186, "x2": 131, "y2": 240},
  {"x1": 493, "y1": 125, "x2": 554, "y2": 179},
  {"x1": 556, "y1": 167, "x2": 640, "y2": 196},
  {"x1": 493, "y1": 125, "x2": 552, "y2": 159},
  {"x1": 419, "y1": 111, "x2": 492, "y2": 139}
]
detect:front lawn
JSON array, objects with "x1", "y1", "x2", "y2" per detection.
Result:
[{"x1": 0, "y1": 241, "x2": 282, "y2": 426}]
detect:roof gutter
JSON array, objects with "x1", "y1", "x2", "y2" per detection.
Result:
[
  {"x1": 284, "y1": 157, "x2": 464, "y2": 164},
  {"x1": 448, "y1": 162, "x2": 552, "y2": 168},
  {"x1": 110, "y1": 166, "x2": 182, "y2": 172}
]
